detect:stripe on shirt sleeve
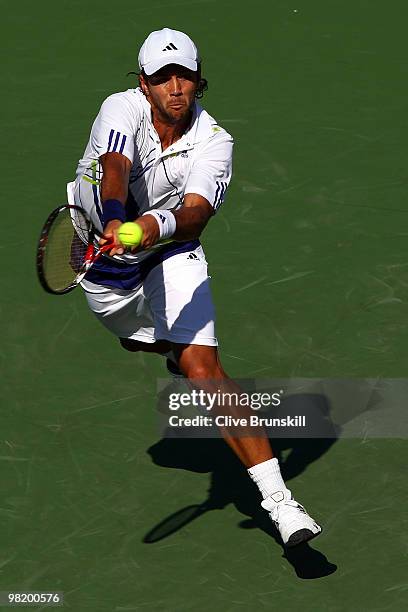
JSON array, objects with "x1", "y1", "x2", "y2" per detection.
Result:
[
  {"x1": 214, "y1": 181, "x2": 221, "y2": 207},
  {"x1": 119, "y1": 134, "x2": 127, "y2": 154},
  {"x1": 112, "y1": 131, "x2": 121, "y2": 152},
  {"x1": 107, "y1": 130, "x2": 129, "y2": 155},
  {"x1": 107, "y1": 129, "x2": 115, "y2": 152},
  {"x1": 214, "y1": 181, "x2": 228, "y2": 210},
  {"x1": 107, "y1": 130, "x2": 128, "y2": 155}
]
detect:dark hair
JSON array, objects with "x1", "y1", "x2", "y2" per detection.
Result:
[
  {"x1": 195, "y1": 63, "x2": 208, "y2": 99},
  {"x1": 127, "y1": 64, "x2": 208, "y2": 99}
]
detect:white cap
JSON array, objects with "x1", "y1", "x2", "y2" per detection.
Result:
[{"x1": 138, "y1": 28, "x2": 199, "y2": 76}]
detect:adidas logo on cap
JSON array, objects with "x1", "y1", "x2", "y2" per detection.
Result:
[{"x1": 162, "y1": 43, "x2": 178, "y2": 51}]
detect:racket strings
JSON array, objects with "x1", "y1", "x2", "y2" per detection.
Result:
[{"x1": 42, "y1": 208, "x2": 91, "y2": 292}]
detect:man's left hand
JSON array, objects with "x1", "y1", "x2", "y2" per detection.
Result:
[{"x1": 131, "y1": 214, "x2": 161, "y2": 251}]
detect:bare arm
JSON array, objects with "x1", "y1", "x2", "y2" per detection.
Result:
[
  {"x1": 135, "y1": 193, "x2": 213, "y2": 250},
  {"x1": 100, "y1": 151, "x2": 131, "y2": 202},
  {"x1": 173, "y1": 194, "x2": 214, "y2": 240},
  {"x1": 99, "y1": 152, "x2": 132, "y2": 255}
]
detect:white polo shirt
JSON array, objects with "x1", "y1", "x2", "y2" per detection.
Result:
[{"x1": 75, "y1": 88, "x2": 233, "y2": 234}]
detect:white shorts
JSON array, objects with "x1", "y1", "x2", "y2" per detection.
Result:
[{"x1": 81, "y1": 244, "x2": 218, "y2": 346}]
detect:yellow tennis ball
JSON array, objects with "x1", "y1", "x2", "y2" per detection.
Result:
[{"x1": 118, "y1": 222, "x2": 143, "y2": 246}]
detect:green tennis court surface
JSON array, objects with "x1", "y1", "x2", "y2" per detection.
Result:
[{"x1": 2, "y1": 0, "x2": 407, "y2": 609}]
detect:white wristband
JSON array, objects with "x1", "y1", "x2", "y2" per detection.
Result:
[{"x1": 142, "y1": 210, "x2": 176, "y2": 240}]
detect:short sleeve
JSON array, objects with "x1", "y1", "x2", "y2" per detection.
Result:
[
  {"x1": 90, "y1": 93, "x2": 137, "y2": 163},
  {"x1": 185, "y1": 131, "x2": 233, "y2": 213}
]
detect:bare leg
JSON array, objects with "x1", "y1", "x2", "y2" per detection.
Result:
[
  {"x1": 172, "y1": 343, "x2": 274, "y2": 468},
  {"x1": 120, "y1": 338, "x2": 274, "y2": 467}
]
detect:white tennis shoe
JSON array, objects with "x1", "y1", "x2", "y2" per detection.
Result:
[{"x1": 261, "y1": 489, "x2": 322, "y2": 547}]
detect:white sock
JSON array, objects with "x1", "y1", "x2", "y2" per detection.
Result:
[{"x1": 247, "y1": 458, "x2": 288, "y2": 499}]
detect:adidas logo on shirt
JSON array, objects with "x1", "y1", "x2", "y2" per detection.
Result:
[{"x1": 187, "y1": 253, "x2": 199, "y2": 260}]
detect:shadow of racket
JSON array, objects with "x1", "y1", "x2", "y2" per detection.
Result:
[{"x1": 143, "y1": 500, "x2": 217, "y2": 543}]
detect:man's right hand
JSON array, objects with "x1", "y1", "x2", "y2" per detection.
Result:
[{"x1": 99, "y1": 219, "x2": 125, "y2": 256}]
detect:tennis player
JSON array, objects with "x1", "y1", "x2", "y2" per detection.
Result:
[{"x1": 69, "y1": 27, "x2": 321, "y2": 547}]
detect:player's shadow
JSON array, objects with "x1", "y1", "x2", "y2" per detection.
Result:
[{"x1": 143, "y1": 393, "x2": 338, "y2": 579}]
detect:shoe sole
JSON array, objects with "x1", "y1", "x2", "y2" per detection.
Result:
[{"x1": 285, "y1": 527, "x2": 322, "y2": 548}]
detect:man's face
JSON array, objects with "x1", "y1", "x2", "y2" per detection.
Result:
[{"x1": 141, "y1": 63, "x2": 198, "y2": 125}]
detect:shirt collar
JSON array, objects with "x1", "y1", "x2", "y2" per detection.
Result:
[{"x1": 135, "y1": 88, "x2": 216, "y2": 156}]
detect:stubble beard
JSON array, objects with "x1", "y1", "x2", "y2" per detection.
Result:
[{"x1": 162, "y1": 102, "x2": 193, "y2": 127}]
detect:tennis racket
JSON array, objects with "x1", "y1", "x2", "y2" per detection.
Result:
[{"x1": 36, "y1": 204, "x2": 114, "y2": 295}]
